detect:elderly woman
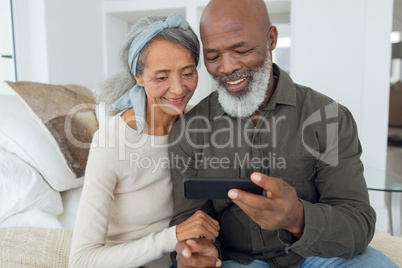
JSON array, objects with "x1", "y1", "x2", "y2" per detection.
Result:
[{"x1": 69, "y1": 14, "x2": 219, "y2": 268}]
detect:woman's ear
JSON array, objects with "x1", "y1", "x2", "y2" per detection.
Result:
[{"x1": 135, "y1": 75, "x2": 144, "y2": 87}]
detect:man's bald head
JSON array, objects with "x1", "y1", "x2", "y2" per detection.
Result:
[
  {"x1": 199, "y1": 0, "x2": 278, "y2": 117},
  {"x1": 200, "y1": 0, "x2": 272, "y2": 39}
]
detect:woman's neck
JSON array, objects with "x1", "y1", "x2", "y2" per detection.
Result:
[
  {"x1": 121, "y1": 107, "x2": 179, "y2": 136},
  {"x1": 145, "y1": 104, "x2": 178, "y2": 136}
]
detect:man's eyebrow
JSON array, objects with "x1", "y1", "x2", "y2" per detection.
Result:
[
  {"x1": 229, "y1": 42, "x2": 247, "y2": 49},
  {"x1": 204, "y1": 48, "x2": 219, "y2": 54},
  {"x1": 204, "y1": 42, "x2": 247, "y2": 54}
]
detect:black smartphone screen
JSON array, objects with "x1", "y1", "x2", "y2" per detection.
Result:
[{"x1": 183, "y1": 177, "x2": 263, "y2": 200}]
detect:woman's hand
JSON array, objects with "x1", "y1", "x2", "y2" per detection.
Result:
[{"x1": 176, "y1": 210, "x2": 220, "y2": 242}]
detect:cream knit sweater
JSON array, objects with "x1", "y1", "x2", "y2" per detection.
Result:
[{"x1": 69, "y1": 114, "x2": 177, "y2": 268}]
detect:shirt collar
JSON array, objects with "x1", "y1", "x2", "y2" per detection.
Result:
[
  {"x1": 264, "y1": 64, "x2": 296, "y2": 110},
  {"x1": 210, "y1": 63, "x2": 296, "y2": 119}
]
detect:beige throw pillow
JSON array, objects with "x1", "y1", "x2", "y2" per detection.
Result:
[{"x1": 4, "y1": 81, "x2": 98, "y2": 184}]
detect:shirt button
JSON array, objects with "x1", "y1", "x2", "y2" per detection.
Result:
[{"x1": 253, "y1": 223, "x2": 259, "y2": 229}]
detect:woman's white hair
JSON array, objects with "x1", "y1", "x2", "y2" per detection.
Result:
[{"x1": 95, "y1": 16, "x2": 200, "y2": 115}]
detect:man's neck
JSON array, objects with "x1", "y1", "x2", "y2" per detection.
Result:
[{"x1": 250, "y1": 74, "x2": 278, "y2": 126}]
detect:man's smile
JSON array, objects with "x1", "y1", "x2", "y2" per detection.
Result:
[
  {"x1": 224, "y1": 76, "x2": 250, "y2": 92},
  {"x1": 226, "y1": 78, "x2": 246, "y2": 85}
]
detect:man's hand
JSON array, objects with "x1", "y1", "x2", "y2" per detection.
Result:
[
  {"x1": 228, "y1": 172, "x2": 305, "y2": 237},
  {"x1": 176, "y1": 210, "x2": 220, "y2": 242},
  {"x1": 176, "y1": 238, "x2": 221, "y2": 268}
]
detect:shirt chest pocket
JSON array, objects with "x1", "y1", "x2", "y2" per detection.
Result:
[{"x1": 269, "y1": 157, "x2": 318, "y2": 202}]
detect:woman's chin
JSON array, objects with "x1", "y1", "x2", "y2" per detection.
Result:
[{"x1": 159, "y1": 104, "x2": 187, "y2": 116}]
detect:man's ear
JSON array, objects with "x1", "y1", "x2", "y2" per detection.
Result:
[
  {"x1": 268, "y1": 25, "x2": 278, "y2": 51},
  {"x1": 135, "y1": 75, "x2": 144, "y2": 87}
]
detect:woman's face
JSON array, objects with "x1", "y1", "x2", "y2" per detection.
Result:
[{"x1": 136, "y1": 39, "x2": 198, "y2": 116}]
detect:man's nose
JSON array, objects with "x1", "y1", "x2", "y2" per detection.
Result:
[{"x1": 218, "y1": 53, "x2": 241, "y2": 75}]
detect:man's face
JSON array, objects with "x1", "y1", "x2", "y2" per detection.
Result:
[
  {"x1": 214, "y1": 49, "x2": 271, "y2": 118},
  {"x1": 201, "y1": 17, "x2": 269, "y2": 97}
]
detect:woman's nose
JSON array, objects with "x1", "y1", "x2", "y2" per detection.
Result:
[{"x1": 169, "y1": 76, "x2": 186, "y2": 95}]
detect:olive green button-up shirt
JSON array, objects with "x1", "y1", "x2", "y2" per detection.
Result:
[{"x1": 169, "y1": 64, "x2": 376, "y2": 268}]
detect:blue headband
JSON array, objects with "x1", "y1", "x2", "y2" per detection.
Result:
[{"x1": 113, "y1": 13, "x2": 189, "y2": 134}]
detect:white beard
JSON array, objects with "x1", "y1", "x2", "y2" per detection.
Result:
[{"x1": 214, "y1": 50, "x2": 272, "y2": 118}]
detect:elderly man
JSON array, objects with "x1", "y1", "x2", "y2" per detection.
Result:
[{"x1": 168, "y1": 0, "x2": 397, "y2": 267}]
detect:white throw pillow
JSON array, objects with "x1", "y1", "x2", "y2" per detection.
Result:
[
  {"x1": 0, "y1": 94, "x2": 84, "y2": 191},
  {"x1": 0, "y1": 148, "x2": 63, "y2": 228}
]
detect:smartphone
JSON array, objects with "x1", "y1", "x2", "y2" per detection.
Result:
[{"x1": 183, "y1": 177, "x2": 263, "y2": 200}]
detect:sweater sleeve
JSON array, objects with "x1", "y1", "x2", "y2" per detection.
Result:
[{"x1": 69, "y1": 133, "x2": 178, "y2": 268}]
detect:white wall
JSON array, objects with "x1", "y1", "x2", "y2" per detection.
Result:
[
  {"x1": 45, "y1": 0, "x2": 104, "y2": 89},
  {"x1": 102, "y1": 14, "x2": 128, "y2": 77},
  {"x1": 291, "y1": 0, "x2": 393, "y2": 170},
  {"x1": 11, "y1": 0, "x2": 104, "y2": 90},
  {"x1": 290, "y1": 0, "x2": 394, "y2": 232},
  {"x1": 13, "y1": 0, "x2": 49, "y2": 84},
  {"x1": 0, "y1": 0, "x2": 16, "y2": 91}
]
